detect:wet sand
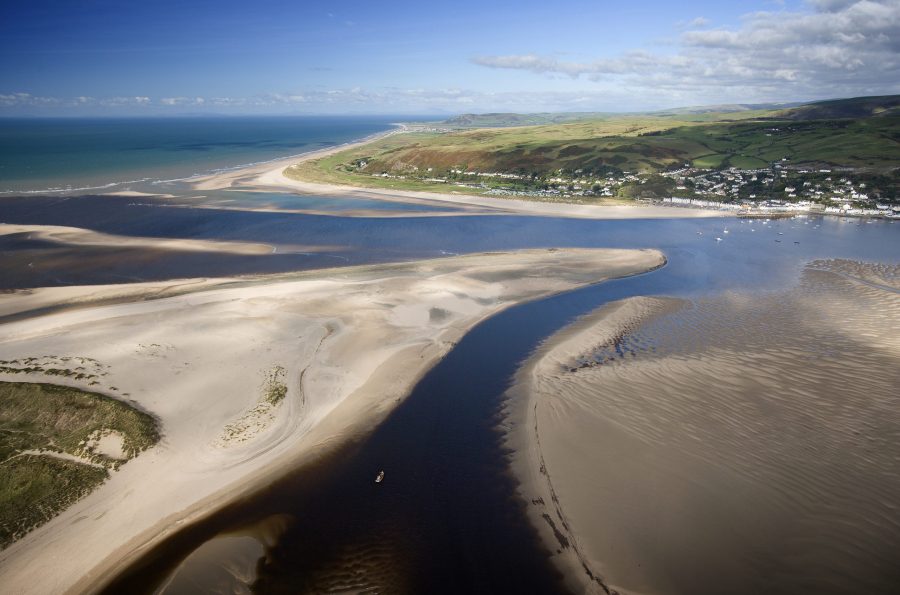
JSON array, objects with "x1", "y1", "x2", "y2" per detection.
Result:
[
  {"x1": 0, "y1": 247, "x2": 664, "y2": 595},
  {"x1": 508, "y1": 259, "x2": 900, "y2": 594},
  {"x1": 0, "y1": 224, "x2": 280, "y2": 255}
]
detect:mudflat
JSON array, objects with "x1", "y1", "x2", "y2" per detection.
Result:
[{"x1": 508, "y1": 259, "x2": 900, "y2": 594}]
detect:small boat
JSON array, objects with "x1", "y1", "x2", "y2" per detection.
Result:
[
  {"x1": 375, "y1": 470, "x2": 385, "y2": 483},
  {"x1": 715, "y1": 237, "x2": 723, "y2": 242}
]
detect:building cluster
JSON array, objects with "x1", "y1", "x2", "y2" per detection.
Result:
[
  {"x1": 659, "y1": 166, "x2": 898, "y2": 217},
  {"x1": 356, "y1": 159, "x2": 898, "y2": 218}
]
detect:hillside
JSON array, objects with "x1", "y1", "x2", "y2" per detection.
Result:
[
  {"x1": 776, "y1": 95, "x2": 900, "y2": 121},
  {"x1": 442, "y1": 102, "x2": 811, "y2": 128},
  {"x1": 285, "y1": 95, "x2": 900, "y2": 201},
  {"x1": 442, "y1": 112, "x2": 613, "y2": 128}
]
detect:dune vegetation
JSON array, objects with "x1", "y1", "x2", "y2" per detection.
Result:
[{"x1": 0, "y1": 381, "x2": 159, "y2": 548}]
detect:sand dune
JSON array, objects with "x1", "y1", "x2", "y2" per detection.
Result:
[
  {"x1": 0, "y1": 247, "x2": 663, "y2": 595},
  {"x1": 507, "y1": 260, "x2": 900, "y2": 595}
]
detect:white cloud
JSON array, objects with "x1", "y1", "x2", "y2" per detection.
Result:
[
  {"x1": 677, "y1": 16, "x2": 710, "y2": 29},
  {"x1": 472, "y1": 0, "x2": 900, "y2": 102},
  {"x1": 159, "y1": 96, "x2": 206, "y2": 106}
]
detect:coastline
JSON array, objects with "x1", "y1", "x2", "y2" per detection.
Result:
[
  {"x1": 186, "y1": 129, "x2": 726, "y2": 221},
  {"x1": 186, "y1": 125, "x2": 406, "y2": 192},
  {"x1": 0, "y1": 247, "x2": 665, "y2": 595}
]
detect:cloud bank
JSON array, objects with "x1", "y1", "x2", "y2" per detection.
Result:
[
  {"x1": 473, "y1": 0, "x2": 900, "y2": 102},
  {"x1": 0, "y1": 88, "x2": 600, "y2": 115}
]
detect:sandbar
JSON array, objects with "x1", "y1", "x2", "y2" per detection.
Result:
[{"x1": 0, "y1": 247, "x2": 664, "y2": 594}]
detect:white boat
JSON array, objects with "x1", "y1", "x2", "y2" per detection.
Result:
[{"x1": 375, "y1": 470, "x2": 385, "y2": 483}]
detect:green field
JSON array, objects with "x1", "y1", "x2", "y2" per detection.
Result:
[
  {"x1": 0, "y1": 381, "x2": 159, "y2": 547},
  {"x1": 286, "y1": 96, "x2": 900, "y2": 197},
  {"x1": 0, "y1": 455, "x2": 108, "y2": 548}
]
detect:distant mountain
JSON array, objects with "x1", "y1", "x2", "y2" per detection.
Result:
[
  {"x1": 776, "y1": 95, "x2": 900, "y2": 120},
  {"x1": 442, "y1": 112, "x2": 614, "y2": 127},
  {"x1": 653, "y1": 102, "x2": 804, "y2": 115},
  {"x1": 442, "y1": 96, "x2": 900, "y2": 128},
  {"x1": 441, "y1": 104, "x2": 799, "y2": 128}
]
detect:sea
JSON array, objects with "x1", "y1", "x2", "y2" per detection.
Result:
[{"x1": 0, "y1": 116, "x2": 404, "y2": 194}]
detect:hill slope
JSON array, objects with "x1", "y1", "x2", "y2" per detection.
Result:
[
  {"x1": 286, "y1": 96, "x2": 900, "y2": 199},
  {"x1": 776, "y1": 95, "x2": 900, "y2": 121}
]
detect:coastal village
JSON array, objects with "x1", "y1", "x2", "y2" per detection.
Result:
[{"x1": 364, "y1": 161, "x2": 900, "y2": 219}]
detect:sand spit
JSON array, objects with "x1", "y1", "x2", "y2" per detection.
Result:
[
  {"x1": 189, "y1": 134, "x2": 724, "y2": 220},
  {"x1": 100, "y1": 191, "x2": 176, "y2": 199},
  {"x1": 507, "y1": 259, "x2": 900, "y2": 595},
  {"x1": 0, "y1": 247, "x2": 664, "y2": 595},
  {"x1": 0, "y1": 223, "x2": 342, "y2": 256},
  {"x1": 188, "y1": 127, "x2": 403, "y2": 192},
  {"x1": 258, "y1": 168, "x2": 725, "y2": 220}
]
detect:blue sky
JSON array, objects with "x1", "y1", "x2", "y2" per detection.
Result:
[{"x1": 1, "y1": 0, "x2": 898, "y2": 115}]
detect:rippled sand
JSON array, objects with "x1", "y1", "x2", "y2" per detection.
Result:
[{"x1": 508, "y1": 259, "x2": 900, "y2": 595}]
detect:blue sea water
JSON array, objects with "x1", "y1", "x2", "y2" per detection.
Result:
[{"x1": 0, "y1": 116, "x2": 408, "y2": 194}]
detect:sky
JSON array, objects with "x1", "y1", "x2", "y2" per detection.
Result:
[{"x1": 1, "y1": 0, "x2": 898, "y2": 115}]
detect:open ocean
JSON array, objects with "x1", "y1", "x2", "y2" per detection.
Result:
[{"x1": 0, "y1": 116, "x2": 406, "y2": 194}]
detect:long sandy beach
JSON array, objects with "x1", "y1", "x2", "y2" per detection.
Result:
[{"x1": 186, "y1": 132, "x2": 725, "y2": 220}]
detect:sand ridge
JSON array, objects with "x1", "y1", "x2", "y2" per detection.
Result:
[{"x1": 0, "y1": 247, "x2": 664, "y2": 595}]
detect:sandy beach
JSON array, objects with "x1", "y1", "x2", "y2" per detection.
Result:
[
  {"x1": 506, "y1": 259, "x2": 900, "y2": 595},
  {"x1": 0, "y1": 247, "x2": 664, "y2": 594},
  {"x1": 185, "y1": 131, "x2": 725, "y2": 220}
]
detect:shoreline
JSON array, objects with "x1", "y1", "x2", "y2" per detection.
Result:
[
  {"x1": 187, "y1": 129, "x2": 726, "y2": 220},
  {"x1": 186, "y1": 125, "x2": 406, "y2": 192},
  {"x1": 505, "y1": 296, "x2": 681, "y2": 595},
  {"x1": 1, "y1": 125, "x2": 405, "y2": 198},
  {"x1": 0, "y1": 247, "x2": 665, "y2": 595}
]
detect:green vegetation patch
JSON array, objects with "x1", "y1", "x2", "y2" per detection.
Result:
[
  {"x1": 263, "y1": 365, "x2": 288, "y2": 405},
  {"x1": 692, "y1": 154, "x2": 728, "y2": 169},
  {"x1": 0, "y1": 455, "x2": 108, "y2": 548},
  {"x1": 0, "y1": 382, "x2": 159, "y2": 465},
  {"x1": 0, "y1": 381, "x2": 160, "y2": 548}
]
